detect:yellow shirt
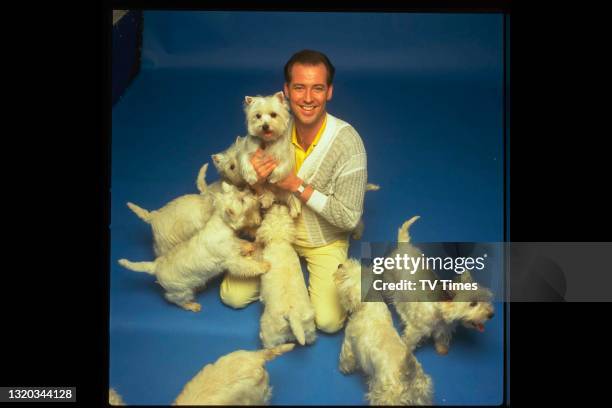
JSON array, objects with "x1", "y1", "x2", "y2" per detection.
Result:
[{"x1": 292, "y1": 115, "x2": 327, "y2": 173}]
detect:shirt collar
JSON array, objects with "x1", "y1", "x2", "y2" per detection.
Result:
[{"x1": 291, "y1": 114, "x2": 328, "y2": 152}]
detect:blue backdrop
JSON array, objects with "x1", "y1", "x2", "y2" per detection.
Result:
[{"x1": 111, "y1": 11, "x2": 505, "y2": 405}]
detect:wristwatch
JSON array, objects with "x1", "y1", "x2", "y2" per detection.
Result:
[{"x1": 293, "y1": 182, "x2": 306, "y2": 198}]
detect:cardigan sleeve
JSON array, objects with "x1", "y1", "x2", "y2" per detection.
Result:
[{"x1": 305, "y1": 127, "x2": 367, "y2": 231}]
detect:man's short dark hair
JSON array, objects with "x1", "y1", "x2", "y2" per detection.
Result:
[{"x1": 284, "y1": 49, "x2": 335, "y2": 86}]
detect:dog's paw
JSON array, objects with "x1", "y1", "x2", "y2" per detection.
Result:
[
  {"x1": 259, "y1": 191, "x2": 276, "y2": 209},
  {"x1": 240, "y1": 242, "x2": 257, "y2": 256},
  {"x1": 435, "y1": 343, "x2": 449, "y2": 355},
  {"x1": 183, "y1": 302, "x2": 202, "y2": 313}
]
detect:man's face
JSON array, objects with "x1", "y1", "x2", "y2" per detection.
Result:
[{"x1": 284, "y1": 63, "x2": 334, "y2": 129}]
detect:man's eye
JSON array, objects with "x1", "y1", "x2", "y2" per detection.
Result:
[{"x1": 270, "y1": 112, "x2": 277, "y2": 118}]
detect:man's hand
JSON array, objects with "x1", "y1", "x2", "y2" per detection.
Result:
[
  {"x1": 250, "y1": 149, "x2": 277, "y2": 183},
  {"x1": 275, "y1": 172, "x2": 303, "y2": 192}
]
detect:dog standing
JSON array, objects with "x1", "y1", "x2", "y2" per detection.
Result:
[
  {"x1": 126, "y1": 163, "x2": 219, "y2": 257},
  {"x1": 388, "y1": 216, "x2": 495, "y2": 354},
  {"x1": 257, "y1": 204, "x2": 316, "y2": 348},
  {"x1": 334, "y1": 258, "x2": 433, "y2": 406},
  {"x1": 118, "y1": 182, "x2": 269, "y2": 312}
]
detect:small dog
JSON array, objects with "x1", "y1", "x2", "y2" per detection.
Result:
[
  {"x1": 211, "y1": 135, "x2": 248, "y2": 189},
  {"x1": 173, "y1": 343, "x2": 295, "y2": 405},
  {"x1": 389, "y1": 216, "x2": 495, "y2": 355},
  {"x1": 126, "y1": 163, "x2": 218, "y2": 256},
  {"x1": 238, "y1": 92, "x2": 301, "y2": 217},
  {"x1": 334, "y1": 258, "x2": 433, "y2": 406},
  {"x1": 257, "y1": 204, "x2": 316, "y2": 348},
  {"x1": 118, "y1": 182, "x2": 269, "y2": 312}
]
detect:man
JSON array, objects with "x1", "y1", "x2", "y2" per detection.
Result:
[{"x1": 220, "y1": 49, "x2": 368, "y2": 333}]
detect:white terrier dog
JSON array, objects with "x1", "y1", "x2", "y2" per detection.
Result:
[
  {"x1": 389, "y1": 216, "x2": 495, "y2": 355},
  {"x1": 173, "y1": 343, "x2": 295, "y2": 405},
  {"x1": 238, "y1": 92, "x2": 301, "y2": 217},
  {"x1": 239, "y1": 92, "x2": 293, "y2": 185},
  {"x1": 126, "y1": 163, "x2": 219, "y2": 256},
  {"x1": 211, "y1": 135, "x2": 248, "y2": 189},
  {"x1": 257, "y1": 204, "x2": 316, "y2": 348},
  {"x1": 118, "y1": 182, "x2": 269, "y2": 312},
  {"x1": 334, "y1": 258, "x2": 433, "y2": 406}
]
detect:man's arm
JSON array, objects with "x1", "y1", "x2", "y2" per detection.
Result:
[{"x1": 276, "y1": 128, "x2": 367, "y2": 231}]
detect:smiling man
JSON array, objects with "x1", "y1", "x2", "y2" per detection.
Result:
[{"x1": 221, "y1": 50, "x2": 368, "y2": 333}]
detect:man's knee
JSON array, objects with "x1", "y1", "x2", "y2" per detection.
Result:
[
  {"x1": 219, "y1": 287, "x2": 253, "y2": 309},
  {"x1": 315, "y1": 311, "x2": 346, "y2": 334}
]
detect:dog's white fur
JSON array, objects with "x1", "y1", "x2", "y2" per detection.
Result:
[
  {"x1": 108, "y1": 388, "x2": 125, "y2": 406},
  {"x1": 334, "y1": 258, "x2": 433, "y2": 405},
  {"x1": 118, "y1": 182, "x2": 269, "y2": 312},
  {"x1": 126, "y1": 163, "x2": 219, "y2": 257},
  {"x1": 257, "y1": 204, "x2": 316, "y2": 348},
  {"x1": 238, "y1": 92, "x2": 301, "y2": 218},
  {"x1": 390, "y1": 216, "x2": 495, "y2": 354},
  {"x1": 173, "y1": 343, "x2": 295, "y2": 405},
  {"x1": 211, "y1": 135, "x2": 248, "y2": 189},
  {"x1": 351, "y1": 182, "x2": 381, "y2": 240}
]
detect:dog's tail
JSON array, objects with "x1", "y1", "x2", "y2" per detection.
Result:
[
  {"x1": 126, "y1": 202, "x2": 152, "y2": 223},
  {"x1": 287, "y1": 309, "x2": 306, "y2": 346},
  {"x1": 397, "y1": 215, "x2": 420, "y2": 243},
  {"x1": 259, "y1": 343, "x2": 295, "y2": 362},
  {"x1": 196, "y1": 162, "x2": 209, "y2": 194},
  {"x1": 117, "y1": 258, "x2": 155, "y2": 275},
  {"x1": 366, "y1": 183, "x2": 380, "y2": 191}
]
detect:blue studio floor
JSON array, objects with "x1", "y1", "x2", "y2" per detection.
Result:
[{"x1": 110, "y1": 12, "x2": 506, "y2": 405}]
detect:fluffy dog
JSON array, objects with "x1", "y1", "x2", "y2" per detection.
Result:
[
  {"x1": 211, "y1": 135, "x2": 248, "y2": 189},
  {"x1": 173, "y1": 343, "x2": 295, "y2": 405},
  {"x1": 388, "y1": 216, "x2": 495, "y2": 355},
  {"x1": 334, "y1": 258, "x2": 433, "y2": 406},
  {"x1": 118, "y1": 182, "x2": 269, "y2": 312},
  {"x1": 239, "y1": 92, "x2": 293, "y2": 185},
  {"x1": 257, "y1": 204, "x2": 316, "y2": 348},
  {"x1": 238, "y1": 92, "x2": 301, "y2": 217},
  {"x1": 126, "y1": 163, "x2": 217, "y2": 256}
]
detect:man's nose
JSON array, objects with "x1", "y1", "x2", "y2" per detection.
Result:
[{"x1": 304, "y1": 89, "x2": 313, "y2": 102}]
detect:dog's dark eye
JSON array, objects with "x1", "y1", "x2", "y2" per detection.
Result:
[
  {"x1": 230, "y1": 164, "x2": 235, "y2": 170},
  {"x1": 256, "y1": 114, "x2": 261, "y2": 119},
  {"x1": 470, "y1": 301, "x2": 478, "y2": 307},
  {"x1": 270, "y1": 112, "x2": 277, "y2": 118}
]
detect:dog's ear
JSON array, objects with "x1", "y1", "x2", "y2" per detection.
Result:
[
  {"x1": 274, "y1": 91, "x2": 285, "y2": 104},
  {"x1": 245, "y1": 96, "x2": 255, "y2": 105},
  {"x1": 225, "y1": 207, "x2": 236, "y2": 219},
  {"x1": 458, "y1": 270, "x2": 473, "y2": 283},
  {"x1": 235, "y1": 135, "x2": 242, "y2": 144},
  {"x1": 212, "y1": 154, "x2": 221, "y2": 164}
]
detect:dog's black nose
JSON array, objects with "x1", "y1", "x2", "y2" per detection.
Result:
[
  {"x1": 488, "y1": 312, "x2": 494, "y2": 319},
  {"x1": 262, "y1": 124, "x2": 270, "y2": 131}
]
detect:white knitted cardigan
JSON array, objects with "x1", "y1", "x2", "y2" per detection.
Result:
[{"x1": 293, "y1": 113, "x2": 368, "y2": 247}]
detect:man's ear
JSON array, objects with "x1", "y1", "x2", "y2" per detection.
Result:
[
  {"x1": 283, "y1": 83, "x2": 289, "y2": 99},
  {"x1": 327, "y1": 84, "x2": 334, "y2": 101}
]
